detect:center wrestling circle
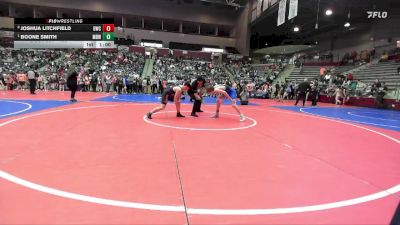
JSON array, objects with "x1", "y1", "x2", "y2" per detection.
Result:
[{"x1": 143, "y1": 110, "x2": 258, "y2": 131}]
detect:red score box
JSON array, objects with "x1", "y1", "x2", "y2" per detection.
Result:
[{"x1": 102, "y1": 24, "x2": 114, "y2": 32}]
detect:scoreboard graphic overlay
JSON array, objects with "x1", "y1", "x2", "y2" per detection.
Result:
[{"x1": 14, "y1": 18, "x2": 115, "y2": 49}]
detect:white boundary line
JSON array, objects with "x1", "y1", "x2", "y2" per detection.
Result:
[
  {"x1": 0, "y1": 105, "x2": 398, "y2": 215},
  {"x1": 347, "y1": 111, "x2": 400, "y2": 122},
  {"x1": 188, "y1": 184, "x2": 400, "y2": 215},
  {"x1": 113, "y1": 95, "x2": 160, "y2": 103},
  {"x1": 0, "y1": 170, "x2": 184, "y2": 212},
  {"x1": 300, "y1": 107, "x2": 400, "y2": 129},
  {"x1": 143, "y1": 111, "x2": 257, "y2": 131},
  {"x1": 249, "y1": 107, "x2": 400, "y2": 144},
  {"x1": 0, "y1": 100, "x2": 32, "y2": 117}
]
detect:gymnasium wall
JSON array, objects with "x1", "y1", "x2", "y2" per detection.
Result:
[
  {"x1": 2, "y1": 0, "x2": 237, "y2": 26},
  {"x1": 316, "y1": 18, "x2": 400, "y2": 60},
  {"x1": 115, "y1": 28, "x2": 236, "y2": 49}
]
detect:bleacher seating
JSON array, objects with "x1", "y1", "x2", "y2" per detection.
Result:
[
  {"x1": 288, "y1": 66, "x2": 320, "y2": 82},
  {"x1": 352, "y1": 61, "x2": 400, "y2": 90},
  {"x1": 336, "y1": 65, "x2": 357, "y2": 75},
  {"x1": 288, "y1": 65, "x2": 358, "y2": 82}
]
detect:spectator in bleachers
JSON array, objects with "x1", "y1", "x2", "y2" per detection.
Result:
[
  {"x1": 346, "y1": 73, "x2": 353, "y2": 81},
  {"x1": 355, "y1": 80, "x2": 366, "y2": 97},
  {"x1": 323, "y1": 72, "x2": 331, "y2": 84},
  {"x1": 239, "y1": 89, "x2": 249, "y2": 105},
  {"x1": 370, "y1": 79, "x2": 382, "y2": 96},
  {"x1": 320, "y1": 67, "x2": 326, "y2": 77},
  {"x1": 370, "y1": 48, "x2": 376, "y2": 59},
  {"x1": 380, "y1": 52, "x2": 389, "y2": 62},
  {"x1": 376, "y1": 82, "x2": 388, "y2": 108},
  {"x1": 348, "y1": 79, "x2": 358, "y2": 96},
  {"x1": 0, "y1": 71, "x2": 5, "y2": 89}
]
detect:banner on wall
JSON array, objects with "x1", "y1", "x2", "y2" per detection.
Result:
[
  {"x1": 262, "y1": 0, "x2": 269, "y2": 11},
  {"x1": 288, "y1": 0, "x2": 298, "y2": 20},
  {"x1": 257, "y1": 0, "x2": 263, "y2": 17},
  {"x1": 270, "y1": 0, "x2": 279, "y2": 6},
  {"x1": 277, "y1": 0, "x2": 287, "y2": 26}
]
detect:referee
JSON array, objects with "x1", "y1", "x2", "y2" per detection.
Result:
[
  {"x1": 27, "y1": 67, "x2": 36, "y2": 94},
  {"x1": 188, "y1": 76, "x2": 205, "y2": 117},
  {"x1": 294, "y1": 78, "x2": 311, "y2": 107},
  {"x1": 67, "y1": 70, "x2": 78, "y2": 102}
]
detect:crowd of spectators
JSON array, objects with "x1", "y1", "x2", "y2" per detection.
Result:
[
  {"x1": 316, "y1": 66, "x2": 389, "y2": 99},
  {"x1": 270, "y1": 75, "x2": 389, "y2": 108},
  {"x1": 0, "y1": 49, "x2": 63, "y2": 91},
  {"x1": 152, "y1": 56, "x2": 229, "y2": 86},
  {"x1": 225, "y1": 60, "x2": 282, "y2": 84},
  {"x1": 341, "y1": 49, "x2": 375, "y2": 65},
  {"x1": 0, "y1": 49, "x2": 146, "y2": 94},
  {"x1": 225, "y1": 60, "x2": 284, "y2": 100}
]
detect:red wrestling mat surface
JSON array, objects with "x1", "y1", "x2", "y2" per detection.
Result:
[
  {"x1": 0, "y1": 96, "x2": 399, "y2": 224},
  {"x1": 0, "y1": 90, "x2": 108, "y2": 101}
]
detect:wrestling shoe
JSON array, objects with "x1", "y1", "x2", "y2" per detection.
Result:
[{"x1": 176, "y1": 113, "x2": 185, "y2": 118}]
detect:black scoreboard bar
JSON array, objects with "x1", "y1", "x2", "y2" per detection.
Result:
[
  {"x1": 15, "y1": 33, "x2": 105, "y2": 41},
  {"x1": 14, "y1": 18, "x2": 115, "y2": 49},
  {"x1": 14, "y1": 18, "x2": 114, "y2": 24},
  {"x1": 15, "y1": 25, "x2": 108, "y2": 32}
]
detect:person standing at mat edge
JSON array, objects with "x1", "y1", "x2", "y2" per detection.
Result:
[
  {"x1": 27, "y1": 67, "x2": 36, "y2": 94},
  {"x1": 146, "y1": 82, "x2": 191, "y2": 119},
  {"x1": 188, "y1": 76, "x2": 206, "y2": 117},
  {"x1": 67, "y1": 70, "x2": 78, "y2": 103},
  {"x1": 295, "y1": 78, "x2": 311, "y2": 107},
  {"x1": 0, "y1": 68, "x2": 5, "y2": 90}
]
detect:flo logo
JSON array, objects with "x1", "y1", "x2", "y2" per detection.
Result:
[{"x1": 367, "y1": 11, "x2": 388, "y2": 19}]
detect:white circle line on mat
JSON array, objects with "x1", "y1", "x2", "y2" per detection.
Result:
[
  {"x1": 143, "y1": 111, "x2": 257, "y2": 131},
  {"x1": 300, "y1": 107, "x2": 400, "y2": 131},
  {"x1": 0, "y1": 100, "x2": 32, "y2": 117},
  {"x1": 347, "y1": 111, "x2": 400, "y2": 122},
  {"x1": 0, "y1": 105, "x2": 398, "y2": 215},
  {"x1": 112, "y1": 95, "x2": 159, "y2": 103}
]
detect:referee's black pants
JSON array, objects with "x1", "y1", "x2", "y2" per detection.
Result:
[
  {"x1": 295, "y1": 92, "x2": 307, "y2": 106},
  {"x1": 68, "y1": 85, "x2": 77, "y2": 99},
  {"x1": 29, "y1": 79, "x2": 36, "y2": 94},
  {"x1": 311, "y1": 91, "x2": 318, "y2": 106},
  {"x1": 189, "y1": 93, "x2": 202, "y2": 114}
]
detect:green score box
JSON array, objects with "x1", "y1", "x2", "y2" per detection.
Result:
[{"x1": 102, "y1": 32, "x2": 115, "y2": 41}]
